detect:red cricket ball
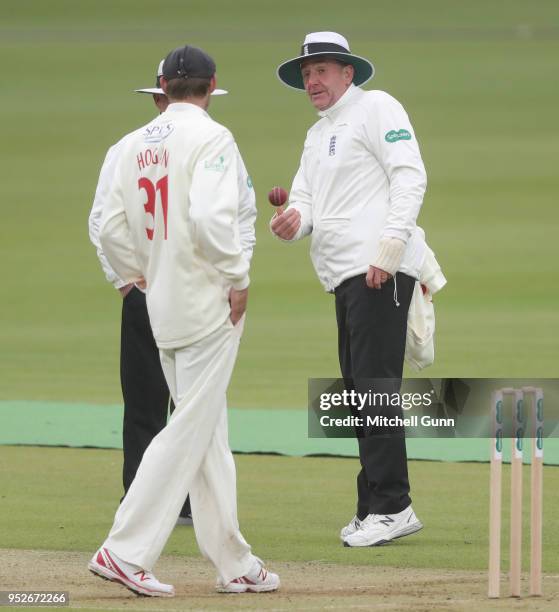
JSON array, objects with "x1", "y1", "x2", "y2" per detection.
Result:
[{"x1": 268, "y1": 186, "x2": 288, "y2": 207}]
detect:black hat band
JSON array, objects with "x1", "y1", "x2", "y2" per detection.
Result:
[{"x1": 300, "y1": 42, "x2": 350, "y2": 56}]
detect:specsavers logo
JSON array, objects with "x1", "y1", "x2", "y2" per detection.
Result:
[
  {"x1": 204, "y1": 155, "x2": 226, "y2": 172},
  {"x1": 385, "y1": 129, "x2": 412, "y2": 143}
]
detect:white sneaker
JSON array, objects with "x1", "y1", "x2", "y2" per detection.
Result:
[
  {"x1": 343, "y1": 505, "x2": 423, "y2": 547},
  {"x1": 88, "y1": 547, "x2": 175, "y2": 597},
  {"x1": 216, "y1": 557, "x2": 280, "y2": 593},
  {"x1": 339, "y1": 515, "x2": 362, "y2": 541}
]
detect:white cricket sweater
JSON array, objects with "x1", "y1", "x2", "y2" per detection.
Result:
[
  {"x1": 285, "y1": 84, "x2": 428, "y2": 291},
  {"x1": 89, "y1": 130, "x2": 256, "y2": 290},
  {"x1": 99, "y1": 103, "x2": 249, "y2": 349}
]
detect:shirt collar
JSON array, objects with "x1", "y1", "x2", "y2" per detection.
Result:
[
  {"x1": 318, "y1": 83, "x2": 360, "y2": 119},
  {"x1": 165, "y1": 102, "x2": 209, "y2": 118}
]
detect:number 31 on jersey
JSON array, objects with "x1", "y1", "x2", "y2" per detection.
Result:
[{"x1": 138, "y1": 175, "x2": 168, "y2": 240}]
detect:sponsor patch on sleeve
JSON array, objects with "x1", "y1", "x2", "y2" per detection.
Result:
[
  {"x1": 204, "y1": 155, "x2": 227, "y2": 172},
  {"x1": 384, "y1": 129, "x2": 412, "y2": 143}
]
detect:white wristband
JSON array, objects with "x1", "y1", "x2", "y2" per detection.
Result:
[{"x1": 373, "y1": 237, "x2": 406, "y2": 275}]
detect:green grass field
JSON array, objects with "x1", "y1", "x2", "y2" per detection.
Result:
[
  {"x1": 1, "y1": 0, "x2": 558, "y2": 408},
  {"x1": 1, "y1": 2, "x2": 558, "y2": 608},
  {"x1": 2, "y1": 446, "x2": 558, "y2": 574}
]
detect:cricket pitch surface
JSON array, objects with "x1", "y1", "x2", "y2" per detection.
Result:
[{"x1": 2, "y1": 549, "x2": 558, "y2": 611}]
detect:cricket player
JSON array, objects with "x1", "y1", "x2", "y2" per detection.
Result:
[
  {"x1": 88, "y1": 44, "x2": 279, "y2": 596},
  {"x1": 88, "y1": 61, "x2": 255, "y2": 526},
  {"x1": 272, "y1": 32, "x2": 444, "y2": 547}
]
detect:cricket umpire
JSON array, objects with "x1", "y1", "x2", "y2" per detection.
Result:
[
  {"x1": 271, "y1": 32, "x2": 428, "y2": 547},
  {"x1": 88, "y1": 44, "x2": 279, "y2": 596},
  {"x1": 88, "y1": 60, "x2": 256, "y2": 524}
]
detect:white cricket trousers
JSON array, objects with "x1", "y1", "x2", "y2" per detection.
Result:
[{"x1": 104, "y1": 319, "x2": 254, "y2": 583}]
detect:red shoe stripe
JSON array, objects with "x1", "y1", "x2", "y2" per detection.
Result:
[
  {"x1": 103, "y1": 549, "x2": 131, "y2": 583},
  {"x1": 231, "y1": 575, "x2": 256, "y2": 585}
]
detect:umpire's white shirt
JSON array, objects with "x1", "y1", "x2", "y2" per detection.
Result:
[
  {"x1": 99, "y1": 103, "x2": 250, "y2": 349},
  {"x1": 89, "y1": 115, "x2": 256, "y2": 289},
  {"x1": 286, "y1": 84, "x2": 427, "y2": 292}
]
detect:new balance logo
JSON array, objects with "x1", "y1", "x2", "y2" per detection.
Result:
[
  {"x1": 378, "y1": 516, "x2": 395, "y2": 527},
  {"x1": 134, "y1": 571, "x2": 150, "y2": 582}
]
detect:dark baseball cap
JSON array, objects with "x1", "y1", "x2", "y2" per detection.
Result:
[
  {"x1": 162, "y1": 45, "x2": 216, "y2": 80},
  {"x1": 135, "y1": 59, "x2": 228, "y2": 95}
]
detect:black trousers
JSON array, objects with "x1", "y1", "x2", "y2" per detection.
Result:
[
  {"x1": 120, "y1": 287, "x2": 190, "y2": 517},
  {"x1": 335, "y1": 273, "x2": 415, "y2": 517}
]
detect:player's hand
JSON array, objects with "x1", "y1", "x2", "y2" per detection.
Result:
[
  {"x1": 271, "y1": 208, "x2": 301, "y2": 240},
  {"x1": 229, "y1": 287, "x2": 248, "y2": 326},
  {"x1": 136, "y1": 277, "x2": 147, "y2": 290},
  {"x1": 366, "y1": 266, "x2": 392, "y2": 290}
]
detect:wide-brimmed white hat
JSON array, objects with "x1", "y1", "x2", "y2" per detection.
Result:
[
  {"x1": 277, "y1": 32, "x2": 374, "y2": 90},
  {"x1": 135, "y1": 60, "x2": 228, "y2": 96}
]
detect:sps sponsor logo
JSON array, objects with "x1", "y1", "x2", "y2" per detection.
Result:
[{"x1": 143, "y1": 123, "x2": 174, "y2": 143}]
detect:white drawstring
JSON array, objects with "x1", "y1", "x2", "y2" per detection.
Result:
[{"x1": 393, "y1": 274, "x2": 400, "y2": 307}]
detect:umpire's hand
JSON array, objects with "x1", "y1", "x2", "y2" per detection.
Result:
[
  {"x1": 229, "y1": 287, "x2": 248, "y2": 326},
  {"x1": 270, "y1": 208, "x2": 301, "y2": 240},
  {"x1": 366, "y1": 266, "x2": 392, "y2": 289}
]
